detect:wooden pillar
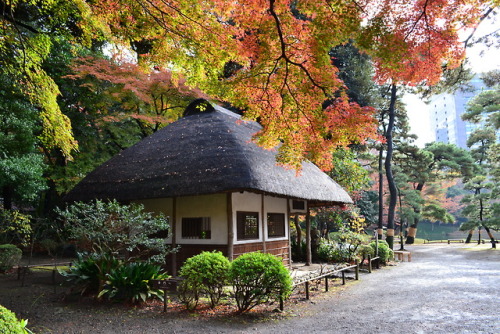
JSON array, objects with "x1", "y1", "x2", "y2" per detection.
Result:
[
  {"x1": 305, "y1": 202, "x2": 311, "y2": 266},
  {"x1": 287, "y1": 200, "x2": 292, "y2": 267},
  {"x1": 171, "y1": 197, "x2": 177, "y2": 276},
  {"x1": 261, "y1": 194, "x2": 267, "y2": 253},
  {"x1": 227, "y1": 193, "x2": 234, "y2": 261}
]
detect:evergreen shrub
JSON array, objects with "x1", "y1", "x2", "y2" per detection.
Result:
[
  {"x1": 0, "y1": 304, "x2": 28, "y2": 333},
  {"x1": 369, "y1": 241, "x2": 394, "y2": 263},
  {"x1": 0, "y1": 244, "x2": 22, "y2": 272},
  {"x1": 230, "y1": 252, "x2": 292, "y2": 313},
  {"x1": 178, "y1": 251, "x2": 230, "y2": 309}
]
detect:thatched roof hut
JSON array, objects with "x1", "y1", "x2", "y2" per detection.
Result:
[{"x1": 65, "y1": 100, "x2": 352, "y2": 206}]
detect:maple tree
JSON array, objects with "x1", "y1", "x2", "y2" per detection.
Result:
[
  {"x1": 66, "y1": 56, "x2": 206, "y2": 137},
  {"x1": 3, "y1": 0, "x2": 496, "y2": 169}
]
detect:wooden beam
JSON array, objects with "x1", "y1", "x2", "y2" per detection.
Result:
[
  {"x1": 171, "y1": 197, "x2": 177, "y2": 276},
  {"x1": 287, "y1": 199, "x2": 292, "y2": 267},
  {"x1": 261, "y1": 194, "x2": 267, "y2": 253},
  {"x1": 227, "y1": 192, "x2": 234, "y2": 261}
]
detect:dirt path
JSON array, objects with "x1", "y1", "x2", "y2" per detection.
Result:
[{"x1": 1, "y1": 244, "x2": 498, "y2": 333}]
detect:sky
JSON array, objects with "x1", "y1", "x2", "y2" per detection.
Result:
[{"x1": 405, "y1": 16, "x2": 500, "y2": 148}]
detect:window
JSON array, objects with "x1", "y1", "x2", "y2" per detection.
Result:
[
  {"x1": 292, "y1": 200, "x2": 305, "y2": 211},
  {"x1": 267, "y1": 213, "x2": 285, "y2": 238},
  {"x1": 181, "y1": 217, "x2": 211, "y2": 239},
  {"x1": 237, "y1": 211, "x2": 259, "y2": 240}
]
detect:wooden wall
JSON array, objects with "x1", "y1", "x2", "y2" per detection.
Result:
[
  {"x1": 165, "y1": 240, "x2": 290, "y2": 274},
  {"x1": 233, "y1": 240, "x2": 290, "y2": 266}
]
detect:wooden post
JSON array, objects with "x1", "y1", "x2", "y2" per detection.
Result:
[
  {"x1": 341, "y1": 270, "x2": 346, "y2": 285},
  {"x1": 287, "y1": 200, "x2": 292, "y2": 267},
  {"x1": 325, "y1": 277, "x2": 329, "y2": 292},
  {"x1": 227, "y1": 193, "x2": 234, "y2": 261},
  {"x1": 355, "y1": 260, "x2": 359, "y2": 280},
  {"x1": 279, "y1": 294, "x2": 284, "y2": 311},
  {"x1": 368, "y1": 255, "x2": 372, "y2": 273},
  {"x1": 171, "y1": 197, "x2": 177, "y2": 276},
  {"x1": 261, "y1": 194, "x2": 267, "y2": 253},
  {"x1": 305, "y1": 281, "x2": 310, "y2": 300}
]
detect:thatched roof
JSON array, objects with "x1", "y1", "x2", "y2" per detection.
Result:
[{"x1": 65, "y1": 100, "x2": 352, "y2": 205}]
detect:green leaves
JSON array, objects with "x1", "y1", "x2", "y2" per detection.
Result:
[
  {"x1": 230, "y1": 252, "x2": 292, "y2": 313},
  {"x1": 57, "y1": 199, "x2": 169, "y2": 263},
  {"x1": 99, "y1": 261, "x2": 169, "y2": 303},
  {"x1": 178, "y1": 251, "x2": 230, "y2": 309}
]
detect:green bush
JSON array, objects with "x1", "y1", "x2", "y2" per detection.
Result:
[
  {"x1": 57, "y1": 199, "x2": 169, "y2": 263},
  {"x1": 358, "y1": 244, "x2": 375, "y2": 260},
  {"x1": 0, "y1": 304, "x2": 29, "y2": 333},
  {"x1": 178, "y1": 251, "x2": 230, "y2": 309},
  {"x1": 369, "y1": 241, "x2": 394, "y2": 263},
  {"x1": 331, "y1": 229, "x2": 369, "y2": 262},
  {"x1": 59, "y1": 253, "x2": 120, "y2": 295},
  {"x1": 317, "y1": 241, "x2": 334, "y2": 262},
  {"x1": 99, "y1": 262, "x2": 169, "y2": 303},
  {"x1": 230, "y1": 252, "x2": 292, "y2": 313},
  {"x1": 0, "y1": 244, "x2": 22, "y2": 272},
  {"x1": 0, "y1": 209, "x2": 32, "y2": 246}
]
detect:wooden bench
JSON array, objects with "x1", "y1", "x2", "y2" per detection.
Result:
[{"x1": 393, "y1": 250, "x2": 411, "y2": 262}]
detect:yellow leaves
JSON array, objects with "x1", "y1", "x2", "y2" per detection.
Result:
[{"x1": 25, "y1": 69, "x2": 77, "y2": 159}]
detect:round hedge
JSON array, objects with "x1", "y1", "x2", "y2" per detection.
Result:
[
  {"x1": 230, "y1": 252, "x2": 292, "y2": 312},
  {"x1": 178, "y1": 251, "x2": 230, "y2": 309},
  {"x1": 369, "y1": 241, "x2": 394, "y2": 263},
  {"x1": 0, "y1": 244, "x2": 22, "y2": 272}
]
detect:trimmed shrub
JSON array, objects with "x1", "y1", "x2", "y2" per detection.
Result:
[
  {"x1": 0, "y1": 244, "x2": 22, "y2": 272},
  {"x1": 358, "y1": 244, "x2": 375, "y2": 260},
  {"x1": 99, "y1": 262, "x2": 169, "y2": 303},
  {"x1": 369, "y1": 241, "x2": 394, "y2": 263},
  {"x1": 230, "y1": 252, "x2": 292, "y2": 313},
  {"x1": 0, "y1": 304, "x2": 28, "y2": 333},
  {"x1": 178, "y1": 251, "x2": 230, "y2": 309}
]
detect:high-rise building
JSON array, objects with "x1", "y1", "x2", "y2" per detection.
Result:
[{"x1": 429, "y1": 76, "x2": 486, "y2": 149}]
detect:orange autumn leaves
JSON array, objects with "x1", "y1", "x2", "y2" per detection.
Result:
[{"x1": 80, "y1": 0, "x2": 492, "y2": 170}]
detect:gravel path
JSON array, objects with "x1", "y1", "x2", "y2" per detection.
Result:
[{"x1": 1, "y1": 243, "x2": 498, "y2": 334}]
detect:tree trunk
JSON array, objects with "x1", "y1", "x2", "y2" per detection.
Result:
[
  {"x1": 293, "y1": 214, "x2": 302, "y2": 260},
  {"x1": 483, "y1": 225, "x2": 496, "y2": 249},
  {"x1": 406, "y1": 224, "x2": 418, "y2": 244},
  {"x1": 406, "y1": 183, "x2": 424, "y2": 244},
  {"x1": 384, "y1": 84, "x2": 398, "y2": 249},
  {"x1": 378, "y1": 147, "x2": 384, "y2": 240},
  {"x1": 465, "y1": 229, "x2": 474, "y2": 243}
]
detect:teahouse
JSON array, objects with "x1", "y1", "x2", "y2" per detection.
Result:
[{"x1": 65, "y1": 99, "x2": 353, "y2": 273}]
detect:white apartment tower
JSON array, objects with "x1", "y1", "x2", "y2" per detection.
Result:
[{"x1": 429, "y1": 76, "x2": 486, "y2": 149}]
